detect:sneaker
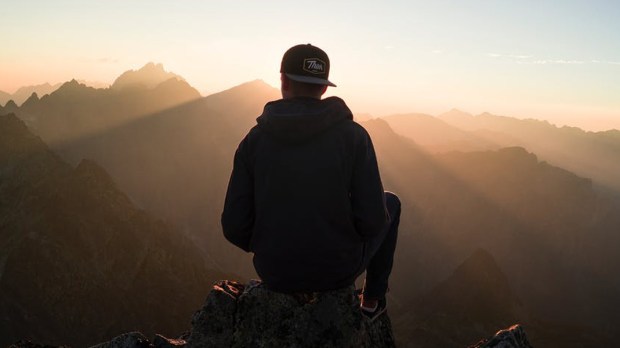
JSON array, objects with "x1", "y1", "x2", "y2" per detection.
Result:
[{"x1": 360, "y1": 297, "x2": 387, "y2": 322}]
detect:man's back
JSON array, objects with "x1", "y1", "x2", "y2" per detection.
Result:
[{"x1": 222, "y1": 96, "x2": 387, "y2": 292}]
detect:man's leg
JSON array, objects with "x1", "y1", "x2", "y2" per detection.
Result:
[{"x1": 361, "y1": 191, "x2": 401, "y2": 308}]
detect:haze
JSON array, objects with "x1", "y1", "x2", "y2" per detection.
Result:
[{"x1": 1, "y1": 0, "x2": 619, "y2": 131}]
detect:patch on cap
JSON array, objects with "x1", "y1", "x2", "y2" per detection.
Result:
[{"x1": 303, "y1": 58, "x2": 326, "y2": 75}]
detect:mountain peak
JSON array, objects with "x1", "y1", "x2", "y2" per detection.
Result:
[
  {"x1": 211, "y1": 79, "x2": 276, "y2": 96},
  {"x1": 457, "y1": 248, "x2": 503, "y2": 277},
  {"x1": 12, "y1": 82, "x2": 62, "y2": 105},
  {"x1": 21, "y1": 92, "x2": 40, "y2": 108},
  {"x1": 423, "y1": 248, "x2": 522, "y2": 317},
  {"x1": 52, "y1": 79, "x2": 94, "y2": 97},
  {"x1": 3, "y1": 99, "x2": 19, "y2": 112},
  {"x1": 111, "y1": 62, "x2": 184, "y2": 90},
  {"x1": 203, "y1": 79, "x2": 280, "y2": 110},
  {"x1": 0, "y1": 113, "x2": 48, "y2": 160}
]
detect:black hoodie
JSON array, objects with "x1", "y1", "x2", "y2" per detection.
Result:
[{"x1": 222, "y1": 96, "x2": 387, "y2": 292}]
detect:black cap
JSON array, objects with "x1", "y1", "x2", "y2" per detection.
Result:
[{"x1": 280, "y1": 44, "x2": 337, "y2": 87}]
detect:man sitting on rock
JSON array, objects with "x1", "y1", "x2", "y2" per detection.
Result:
[{"x1": 222, "y1": 43, "x2": 400, "y2": 321}]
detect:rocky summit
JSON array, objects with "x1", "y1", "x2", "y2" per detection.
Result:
[
  {"x1": 469, "y1": 325, "x2": 533, "y2": 348},
  {"x1": 11, "y1": 280, "x2": 535, "y2": 348},
  {"x1": 186, "y1": 280, "x2": 395, "y2": 348}
]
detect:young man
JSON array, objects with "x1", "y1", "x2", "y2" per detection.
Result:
[{"x1": 222, "y1": 44, "x2": 400, "y2": 320}]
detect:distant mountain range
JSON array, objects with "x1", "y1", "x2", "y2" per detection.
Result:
[
  {"x1": 2, "y1": 64, "x2": 620, "y2": 346},
  {"x1": 365, "y1": 118, "x2": 620, "y2": 345},
  {"x1": 0, "y1": 83, "x2": 62, "y2": 106},
  {"x1": 0, "y1": 62, "x2": 184, "y2": 108},
  {"x1": 0, "y1": 90, "x2": 11, "y2": 106},
  {"x1": 383, "y1": 109, "x2": 620, "y2": 192},
  {"x1": 0, "y1": 80, "x2": 109, "y2": 107},
  {"x1": 11, "y1": 63, "x2": 201, "y2": 147},
  {"x1": 111, "y1": 62, "x2": 184, "y2": 90}
]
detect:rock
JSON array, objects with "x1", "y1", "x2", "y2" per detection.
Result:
[
  {"x1": 468, "y1": 324, "x2": 533, "y2": 348},
  {"x1": 8, "y1": 340, "x2": 69, "y2": 348},
  {"x1": 89, "y1": 332, "x2": 151, "y2": 348},
  {"x1": 11, "y1": 279, "x2": 532, "y2": 348},
  {"x1": 186, "y1": 280, "x2": 396, "y2": 348},
  {"x1": 152, "y1": 335, "x2": 186, "y2": 348}
]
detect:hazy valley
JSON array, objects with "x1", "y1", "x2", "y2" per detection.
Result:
[{"x1": 2, "y1": 63, "x2": 620, "y2": 347}]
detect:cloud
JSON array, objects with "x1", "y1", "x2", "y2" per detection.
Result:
[
  {"x1": 489, "y1": 52, "x2": 620, "y2": 66},
  {"x1": 528, "y1": 59, "x2": 585, "y2": 65},
  {"x1": 488, "y1": 53, "x2": 532, "y2": 59}
]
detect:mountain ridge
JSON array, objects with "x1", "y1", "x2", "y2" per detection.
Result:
[
  {"x1": 111, "y1": 62, "x2": 185, "y2": 90},
  {"x1": 394, "y1": 249, "x2": 526, "y2": 347},
  {"x1": 0, "y1": 113, "x2": 229, "y2": 347}
]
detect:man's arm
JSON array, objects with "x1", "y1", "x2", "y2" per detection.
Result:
[
  {"x1": 221, "y1": 137, "x2": 254, "y2": 252},
  {"x1": 350, "y1": 129, "x2": 388, "y2": 240}
]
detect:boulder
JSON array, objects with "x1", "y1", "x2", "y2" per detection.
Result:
[
  {"x1": 186, "y1": 280, "x2": 396, "y2": 348},
  {"x1": 469, "y1": 324, "x2": 533, "y2": 348}
]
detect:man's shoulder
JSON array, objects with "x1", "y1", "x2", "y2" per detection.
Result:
[{"x1": 336, "y1": 118, "x2": 371, "y2": 138}]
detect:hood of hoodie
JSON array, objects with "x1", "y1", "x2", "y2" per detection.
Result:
[{"x1": 257, "y1": 96, "x2": 353, "y2": 143}]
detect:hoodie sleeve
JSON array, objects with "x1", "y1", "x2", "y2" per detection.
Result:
[
  {"x1": 350, "y1": 128, "x2": 388, "y2": 240},
  {"x1": 221, "y1": 136, "x2": 254, "y2": 252}
]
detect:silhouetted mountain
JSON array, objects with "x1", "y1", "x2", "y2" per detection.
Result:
[
  {"x1": 382, "y1": 113, "x2": 500, "y2": 152},
  {"x1": 111, "y1": 62, "x2": 184, "y2": 90},
  {"x1": 437, "y1": 110, "x2": 620, "y2": 192},
  {"x1": 3, "y1": 99, "x2": 18, "y2": 113},
  {"x1": 0, "y1": 114, "x2": 229, "y2": 347},
  {"x1": 439, "y1": 108, "x2": 477, "y2": 126},
  {"x1": 394, "y1": 249, "x2": 526, "y2": 347},
  {"x1": 11, "y1": 82, "x2": 62, "y2": 105},
  {"x1": 21, "y1": 92, "x2": 39, "y2": 108},
  {"x1": 361, "y1": 119, "x2": 620, "y2": 345},
  {"x1": 0, "y1": 89, "x2": 10, "y2": 105},
  {"x1": 13, "y1": 66, "x2": 201, "y2": 146}
]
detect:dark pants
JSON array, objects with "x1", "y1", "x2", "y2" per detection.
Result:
[{"x1": 358, "y1": 191, "x2": 401, "y2": 300}]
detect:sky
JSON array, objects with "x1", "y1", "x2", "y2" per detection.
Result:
[{"x1": 1, "y1": 0, "x2": 619, "y2": 131}]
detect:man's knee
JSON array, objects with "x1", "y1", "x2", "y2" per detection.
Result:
[{"x1": 384, "y1": 191, "x2": 401, "y2": 217}]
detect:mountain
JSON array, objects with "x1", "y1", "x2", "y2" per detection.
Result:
[
  {"x1": 0, "y1": 114, "x2": 229, "y2": 347},
  {"x1": 8, "y1": 68, "x2": 276, "y2": 281},
  {"x1": 1, "y1": 81, "x2": 108, "y2": 108},
  {"x1": 13, "y1": 65, "x2": 201, "y2": 146},
  {"x1": 361, "y1": 118, "x2": 620, "y2": 343},
  {"x1": 0, "y1": 89, "x2": 11, "y2": 105},
  {"x1": 437, "y1": 110, "x2": 620, "y2": 192},
  {"x1": 3, "y1": 99, "x2": 18, "y2": 114},
  {"x1": 111, "y1": 62, "x2": 185, "y2": 90},
  {"x1": 11, "y1": 82, "x2": 62, "y2": 105},
  {"x1": 21, "y1": 92, "x2": 39, "y2": 108},
  {"x1": 48, "y1": 79, "x2": 281, "y2": 278},
  {"x1": 382, "y1": 113, "x2": 501, "y2": 152},
  {"x1": 394, "y1": 249, "x2": 526, "y2": 347}
]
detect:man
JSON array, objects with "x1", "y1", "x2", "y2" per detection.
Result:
[{"x1": 222, "y1": 44, "x2": 400, "y2": 320}]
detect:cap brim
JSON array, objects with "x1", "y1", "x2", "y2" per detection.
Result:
[{"x1": 286, "y1": 73, "x2": 337, "y2": 87}]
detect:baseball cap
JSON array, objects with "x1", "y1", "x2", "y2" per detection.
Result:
[{"x1": 280, "y1": 44, "x2": 337, "y2": 87}]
